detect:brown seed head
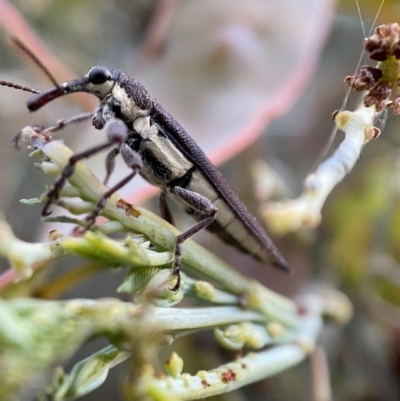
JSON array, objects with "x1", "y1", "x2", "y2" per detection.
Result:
[
  {"x1": 364, "y1": 23, "x2": 400, "y2": 61},
  {"x1": 345, "y1": 66, "x2": 382, "y2": 91},
  {"x1": 363, "y1": 81, "x2": 391, "y2": 111}
]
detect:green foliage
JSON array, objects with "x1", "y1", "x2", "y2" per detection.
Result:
[{"x1": 0, "y1": 129, "x2": 351, "y2": 401}]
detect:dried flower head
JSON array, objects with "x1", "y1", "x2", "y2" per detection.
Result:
[
  {"x1": 345, "y1": 66, "x2": 382, "y2": 91},
  {"x1": 364, "y1": 23, "x2": 400, "y2": 61},
  {"x1": 363, "y1": 81, "x2": 391, "y2": 111},
  {"x1": 346, "y1": 23, "x2": 400, "y2": 114}
]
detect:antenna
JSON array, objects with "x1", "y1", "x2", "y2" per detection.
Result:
[
  {"x1": 10, "y1": 37, "x2": 61, "y2": 88},
  {"x1": 0, "y1": 80, "x2": 39, "y2": 94}
]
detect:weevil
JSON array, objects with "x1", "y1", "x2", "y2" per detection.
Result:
[{"x1": 1, "y1": 43, "x2": 290, "y2": 289}]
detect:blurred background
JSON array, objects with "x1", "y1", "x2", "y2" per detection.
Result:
[{"x1": 1, "y1": 0, "x2": 400, "y2": 400}]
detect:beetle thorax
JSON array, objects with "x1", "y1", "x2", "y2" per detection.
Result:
[{"x1": 111, "y1": 83, "x2": 149, "y2": 123}]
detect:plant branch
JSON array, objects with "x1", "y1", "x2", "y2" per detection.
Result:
[{"x1": 261, "y1": 104, "x2": 380, "y2": 235}]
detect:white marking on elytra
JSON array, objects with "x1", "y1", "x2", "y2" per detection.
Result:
[
  {"x1": 134, "y1": 116, "x2": 194, "y2": 183},
  {"x1": 187, "y1": 170, "x2": 218, "y2": 202}
]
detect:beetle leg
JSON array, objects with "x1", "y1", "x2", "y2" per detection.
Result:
[
  {"x1": 43, "y1": 112, "x2": 94, "y2": 134},
  {"x1": 169, "y1": 186, "x2": 217, "y2": 290},
  {"x1": 42, "y1": 140, "x2": 118, "y2": 216},
  {"x1": 103, "y1": 147, "x2": 120, "y2": 185},
  {"x1": 159, "y1": 190, "x2": 174, "y2": 225},
  {"x1": 85, "y1": 143, "x2": 143, "y2": 229},
  {"x1": 12, "y1": 112, "x2": 94, "y2": 149},
  {"x1": 43, "y1": 118, "x2": 128, "y2": 216}
]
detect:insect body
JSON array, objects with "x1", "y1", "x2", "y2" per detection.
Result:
[{"x1": 11, "y1": 65, "x2": 290, "y2": 286}]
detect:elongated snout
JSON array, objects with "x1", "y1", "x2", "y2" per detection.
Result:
[{"x1": 26, "y1": 78, "x2": 87, "y2": 112}]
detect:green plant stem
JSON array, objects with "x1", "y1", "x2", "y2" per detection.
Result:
[{"x1": 21, "y1": 128, "x2": 298, "y2": 326}]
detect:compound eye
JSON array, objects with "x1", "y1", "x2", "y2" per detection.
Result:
[{"x1": 88, "y1": 66, "x2": 111, "y2": 85}]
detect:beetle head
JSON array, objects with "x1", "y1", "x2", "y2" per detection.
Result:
[{"x1": 27, "y1": 66, "x2": 120, "y2": 112}]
